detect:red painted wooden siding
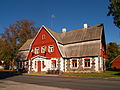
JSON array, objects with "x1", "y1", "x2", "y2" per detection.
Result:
[
  {"x1": 28, "y1": 27, "x2": 61, "y2": 60},
  {"x1": 100, "y1": 41, "x2": 107, "y2": 58},
  {"x1": 112, "y1": 56, "x2": 120, "y2": 69}
]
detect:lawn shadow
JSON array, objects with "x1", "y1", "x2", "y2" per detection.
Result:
[
  {"x1": 0, "y1": 70, "x2": 22, "y2": 80},
  {"x1": 109, "y1": 70, "x2": 120, "y2": 76},
  {"x1": 114, "y1": 73, "x2": 120, "y2": 75}
]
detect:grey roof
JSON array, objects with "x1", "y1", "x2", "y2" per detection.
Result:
[
  {"x1": 44, "y1": 26, "x2": 62, "y2": 42},
  {"x1": 18, "y1": 39, "x2": 33, "y2": 61},
  {"x1": 18, "y1": 51, "x2": 29, "y2": 61},
  {"x1": 19, "y1": 24, "x2": 104, "y2": 58},
  {"x1": 19, "y1": 39, "x2": 33, "y2": 51},
  {"x1": 45, "y1": 24, "x2": 103, "y2": 44},
  {"x1": 45, "y1": 24, "x2": 104, "y2": 58},
  {"x1": 59, "y1": 41, "x2": 100, "y2": 58}
]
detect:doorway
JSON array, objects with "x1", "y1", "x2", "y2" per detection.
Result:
[{"x1": 38, "y1": 61, "x2": 41, "y2": 72}]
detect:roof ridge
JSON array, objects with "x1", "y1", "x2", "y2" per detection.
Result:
[
  {"x1": 43, "y1": 25, "x2": 63, "y2": 42},
  {"x1": 64, "y1": 24, "x2": 103, "y2": 33},
  {"x1": 111, "y1": 55, "x2": 120, "y2": 64},
  {"x1": 43, "y1": 25, "x2": 60, "y2": 34},
  {"x1": 43, "y1": 24, "x2": 104, "y2": 44},
  {"x1": 19, "y1": 39, "x2": 33, "y2": 51}
]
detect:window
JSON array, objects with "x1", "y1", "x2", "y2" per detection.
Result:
[
  {"x1": 48, "y1": 45, "x2": 54, "y2": 52},
  {"x1": 42, "y1": 61, "x2": 45, "y2": 68},
  {"x1": 42, "y1": 34, "x2": 46, "y2": 40},
  {"x1": 84, "y1": 59, "x2": 90, "y2": 67},
  {"x1": 72, "y1": 59, "x2": 77, "y2": 68},
  {"x1": 41, "y1": 46, "x2": 46, "y2": 53},
  {"x1": 51, "y1": 60, "x2": 56, "y2": 68},
  {"x1": 34, "y1": 48, "x2": 39, "y2": 54}
]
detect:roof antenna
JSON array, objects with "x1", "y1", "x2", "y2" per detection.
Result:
[{"x1": 51, "y1": 14, "x2": 55, "y2": 29}]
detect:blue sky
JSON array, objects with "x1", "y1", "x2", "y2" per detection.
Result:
[{"x1": 0, "y1": 0, "x2": 120, "y2": 44}]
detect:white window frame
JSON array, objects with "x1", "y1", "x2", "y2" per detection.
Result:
[
  {"x1": 51, "y1": 60, "x2": 56, "y2": 68},
  {"x1": 72, "y1": 59, "x2": 77, "y2": 68},
  {"x1": 71, "y1": 59, "x2": 78, "y2": 69},
  {"x1": 48, "y1": 45, "x2": 54, "y2": 53},
  {"x1": 34, "y1": 47, "x2": 39, "y2": 54},
  {"x1": 84, "y1": 58, "x2": 91, "y2": 67},
  {"x1": 41, "y1": 46, "x2": 45, "y2": 53}
]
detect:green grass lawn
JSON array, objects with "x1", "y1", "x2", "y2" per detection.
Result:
[
  {"x1": 1, "y1": 70, "x2": 120, "y2": 78},
  {"x1": 60, "y1": 71, "x2": 120, "y2": 78}
]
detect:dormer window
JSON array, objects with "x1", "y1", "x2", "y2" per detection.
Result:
[
  {"x1": 48, "y1": 45, "x2": 54, "y2": 52},
  {"x1": 42, "y1": 34, "x2": 46, "y2": 40}
]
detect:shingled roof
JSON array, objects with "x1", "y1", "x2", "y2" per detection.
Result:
[
  {"x1": 45, "y1": 24, "x2": 104, "y2": 58},
  {"x1": 44, "y1": 24, "x2": 103, "y2": 44},
  {"x1": 18, "y1": 39, "x2": 33, "y2": 61},
  {"x1": 44, "y1": 26, "x2": 62, "y2": 42},
  {"x1": 19, "y1": 24, "x2": 104, "y2": 58},
  {"x1": 59, "y1": 41, "x2": 100, "y2": 58},
  {"x1": 19, "y1": 39, "x2": 33, "y2": 51}
]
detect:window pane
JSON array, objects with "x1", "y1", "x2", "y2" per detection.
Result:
[
  {"x1": 84, "y1": 59, "x2": 90, "y2": 67},
  {"x1": 72, "y1": 60, "x2": 77, "y2": 67},
  {"x1": 75, "y1": 63, "x2": 77, "y2": 67},
  {"x1": 41, "y1": 46, "x2": 46, "y2": 53},
  {"x1": 52, "y1": 60, "x2": 56, "y2": 68},
  {"x1": 85, "y1": 59, "x2": 90, "y2": 62},
  {"x1": 85, "y1": 62, "x2": 87, "y2": 67},
  {"x1": 34, "y1": 48, "x2": 39, "y2": 54},
  {"x1": 49, "y1": 45, "x2": 54, "y2": 52},
  {"x1": 88, "y1": 62, "x2": 90, "y2": 67},
  {"x1": 42, "y1": 34, "x2": 46, "y2": 40},
  {"x1": 72, "y1": 63, "x2": 74, "y2": 67}
]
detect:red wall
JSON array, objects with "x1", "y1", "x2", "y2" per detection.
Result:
[
  {"x1": 28, "y1": 27, "x2": 61, "y2": 60},
  {"x1": 100, "y1": 41, "x2": 107, "y2": 58},
  {"x1": 112, "y1": 56, "x2": 120, "y2": 69}
]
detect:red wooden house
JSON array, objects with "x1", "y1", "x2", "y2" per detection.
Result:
[
  {"x1": 112, "y1": 55, "x2": 120, "y2": 69},
  {"x1": 19, "y1": 24, "x2": 106, "y2": 73}
]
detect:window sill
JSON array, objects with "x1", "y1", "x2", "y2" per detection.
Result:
[
  {"x1": 84, "y1": 67, "x2": 91, "y2": 68},
  {"x1": 49, "y1": 52, "x2": 53, "y2": 53},
  {"x1": 72, "y1": 67, "x2": 78, "y2": 69}
]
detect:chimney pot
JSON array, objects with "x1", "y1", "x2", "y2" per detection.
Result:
[
  {"x1": 62, "y1": 28, "x2": 66, "y2": 33},
  {"x1": 84, "y1": 24, "x2": 88, "y2": 28}
]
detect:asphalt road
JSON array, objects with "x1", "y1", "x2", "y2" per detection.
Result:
[{"x1": 1, "y1": 75, "x2": 120, "y2": 90}]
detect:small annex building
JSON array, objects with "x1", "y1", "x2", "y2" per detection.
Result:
[
  {"x1": 112, "y1": 55, "x2": 120, "y2": 69},
  {"x1": 16, "y1": 39, "x2": 33, "y2": 71},
  {"x1": 18, "y1": 24, "x2": 106, "y2": 73}
]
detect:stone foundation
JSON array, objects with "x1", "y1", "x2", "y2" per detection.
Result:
[{"x1": 66, "y1": 58, "x2": 100, "y2": 73}]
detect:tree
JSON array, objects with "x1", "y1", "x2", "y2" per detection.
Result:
[
  {"x1": 107, "y1": 0, "x2": 120, "y2": 28},
  {"x1": 0, "y1": 19, "x2": 38, "y2": 69},
  {"x1": 106, "y1": 42, "x2": 120, "y2": 68},
  {"x1": 1, "y1": 19, "x2": 38, "y2": 45},
  {"x1": 0, "y1": 39, "x2": 12, "y2": 68}
]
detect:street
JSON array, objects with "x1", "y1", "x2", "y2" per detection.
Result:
[
  {"x1": 0, "y1": 75, "x2": 120, "y2": 90},
  {"x1": 0, "y1": 80, "x2": 70, "y2": 90}
]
